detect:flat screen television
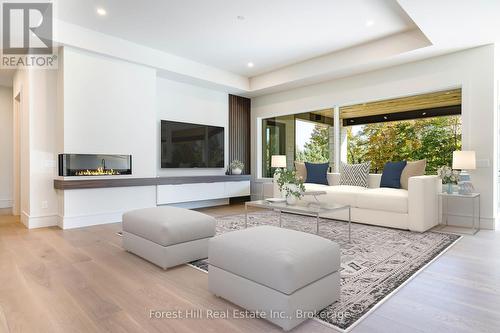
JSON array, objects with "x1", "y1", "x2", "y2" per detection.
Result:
[{"x1": 161, "y1": 120, "x2": 224, "y2": 168}]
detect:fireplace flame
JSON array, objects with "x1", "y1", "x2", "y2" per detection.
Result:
[{"x1": 75, "y1": 167, "x2": 119, "y2": 176}]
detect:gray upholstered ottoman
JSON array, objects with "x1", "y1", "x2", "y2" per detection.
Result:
[
  {"x1": 208, "y1": 226, "x2": 340, "y2": 331},
  {"x1": 122, "y1": 206, "x2": 216, "y2": 269}
]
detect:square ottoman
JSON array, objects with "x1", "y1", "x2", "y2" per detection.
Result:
[
  {"x1": 208, "y1": 226, "x2": 340, "y2": 331},
  {"x1": 122, "y1": 206, "x2": 216, "y2": 269}
]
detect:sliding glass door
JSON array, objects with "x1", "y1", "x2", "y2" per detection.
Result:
[
  {"x1": 261, "y1": 110, "x2": 333, "y2": 178},
  {"x1": 262, "y1": 119, "x2": 287, "y2": 178}
]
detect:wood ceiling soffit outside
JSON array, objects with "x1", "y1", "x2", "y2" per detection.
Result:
[
  {"x1": 311, "y1": 109, "x2": 334, "y2": 118},
  {"x1": 339, "y1": 89, "x2": 461, "y2": 119}
]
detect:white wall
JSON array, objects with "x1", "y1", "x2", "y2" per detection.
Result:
[
  {"x1": 62, "y1": 47, "x2": 157, "y2": 177},
  {"x1": 495, "y1": 43, "x2": 500, "y2": 230},
  {"x1": 156, "y1": 77, "x2": 229, "y2": 176},
  {"x1": 28, "y1": 69, "x2": 59, "y2": 227},
  {"x1": 57, "y1": 47, "x2": 158, "y2": 229},
  {"x1": 52, "y1": 48, "x2": 232, "y2": 228},
  {"x1": 12, "y1": 67, "x2": 60, "y2": 228},
  {"x1": 0, "y1": 86, "x2": 13, "y2": 209},
  {"x1": 252, "y1": 45, "x2": 497, "y2": 229},
  {"x1": 12, "y1": 70, "x2": 31, "y2": 226}
]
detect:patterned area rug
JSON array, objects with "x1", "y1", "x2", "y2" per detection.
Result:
[{"x1": 190, "y1": 211, "x2": 460, "y2": 332}]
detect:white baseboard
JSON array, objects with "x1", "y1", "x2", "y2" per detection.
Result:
[
  {"x1": 0, "y1": 199, "x2": 12, "y2": 209},
  {"x1": 21, "y1": 211, "x2": 59, "y2": 229}
]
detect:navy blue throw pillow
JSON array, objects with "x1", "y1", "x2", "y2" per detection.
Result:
[
  {"x1": 305, "y1": 162, "x2": 329, "y2": 185},
  {"x1": 380, "y1": 161, "x2": 407, "y2": 189}
]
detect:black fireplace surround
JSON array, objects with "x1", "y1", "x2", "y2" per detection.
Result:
[{"x1": 58, "y1": 154, "x2": 132, "y2": 176}]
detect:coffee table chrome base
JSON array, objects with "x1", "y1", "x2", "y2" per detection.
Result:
[{"x1": 245, "y1": 202, "x2": 351, "y2": 242}]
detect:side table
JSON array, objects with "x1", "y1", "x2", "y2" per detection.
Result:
[{"x1": 438, "y1": 192, "x2": 480, "y2": 235}]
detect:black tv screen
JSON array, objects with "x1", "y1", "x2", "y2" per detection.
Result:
[{"x1": 161, "y1": 120, "x2": 224, "y2": 168}]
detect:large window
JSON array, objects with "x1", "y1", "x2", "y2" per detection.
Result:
[
  {"x1": 261, "y1": 90, "x2": 461, "y2": 178},
  {"x1": 347, "y1": 115, "x2": 461, "y2": 174},
  {"x1": 262, "y1": 111, "x2": 333, "y2": 177},
  {"x1": 295, "y1": 120, "x2": 330, "y2": 163}
]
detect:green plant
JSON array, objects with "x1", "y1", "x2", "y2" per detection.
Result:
[
  {"x1": 275, "y1": 169, "x2": 306, "y2": 198},
  {"x1": 296, "y1": 124, "x2": 330, "y2": 163},
  {"x1": 229, "y1": 160, "x2": 244, "y2": 170}
]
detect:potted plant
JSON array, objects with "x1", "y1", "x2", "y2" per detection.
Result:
[
  {"x1": 275, "y1": 169, "x2": 306, "y2": 205},
  {"x1": 230, "y1": 160, "x2": 244, "y2": 175},
  {"x1": 437, "y1": 165, "x2": 460, "y2": 193}
]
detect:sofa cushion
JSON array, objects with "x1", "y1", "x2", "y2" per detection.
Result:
[
  {"x1": 380, "y1": 161, "x2": 407, "y2": 189},
  {"x1": 356, "y1": 188, "x2": 408, "y2": 213},
  {"x1": 209, "y1": 226, "x2": 340, "y2": 295},
  {"x1": 294, "y1": 161, "x2": 307, "y2": 181},
  {"x1": 122, "y1": 206, "x2": 216, "y2": 246},
  {"x1": 305, "y1": 162, "x2": 329, "y2": 185},
  {"x1": 400, "y1": 159, "x2": 427, "y2": 190},
  {"x1": 304, "y1": 183, "x2": 366, "y2": 207},
  {"x1": 339, "y1": 162, "x2": 370, "y2": 187}
]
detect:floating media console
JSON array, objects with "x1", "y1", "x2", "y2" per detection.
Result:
[{"x1": 54, "y1": 175, "x2": 251, "y2": 206}]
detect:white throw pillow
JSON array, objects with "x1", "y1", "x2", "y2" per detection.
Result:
[{"x1": 339, "y1": 162, "x2": 370, "y2": 187}]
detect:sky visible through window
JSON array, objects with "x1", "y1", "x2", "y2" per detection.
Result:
[{"x1": 295, "y1": 119, "x2": 316, "y2": 152}]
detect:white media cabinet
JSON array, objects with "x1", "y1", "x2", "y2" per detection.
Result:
[
  {"x1": 156, "y1": 176, "x2": 251, "y2": 205},
  {"x1": 55, "y1": 175, "x2": 251, "y2": 206}
]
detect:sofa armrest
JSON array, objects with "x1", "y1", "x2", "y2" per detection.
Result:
[{"x1": 408, "y1": 175, "x2": 440, "y2": 232}]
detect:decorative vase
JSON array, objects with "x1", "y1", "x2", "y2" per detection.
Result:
[
  {"x1": 286, "y1": 196, "x2": 297, "y2": 205},
  {"x1": 231, "y1": 168, "x2": 242, "y2": 175},
  {"x1": 446, "y1": 183, "x2": 453, "y2": 194}
]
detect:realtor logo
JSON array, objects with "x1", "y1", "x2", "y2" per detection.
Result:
[{"x1": 1, "y1": 2, "x2": 57, "y2": 68}]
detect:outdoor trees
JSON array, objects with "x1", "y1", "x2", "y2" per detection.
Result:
[
  {"x1": 347, "y1": 116, "x2": 461, "y2": 173},
  {"x1": 296, "y1": 124, "x2": 330, "y2": 163},
  {"x1": 295, "y1": 116, "x2": 461, "y2": 174}
]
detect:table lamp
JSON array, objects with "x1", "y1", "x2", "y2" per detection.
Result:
[
  {"x1": 452, "y1": 151, "x2": 476, "y2": 194},
  {"x1": 271, "y1": 155, "x2": 287, "y2": 170}
]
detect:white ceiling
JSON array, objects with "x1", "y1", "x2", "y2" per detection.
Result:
[
  {"x1": 56, "y1": 0, "x2": 417, "y2": 77},
  {"x1": 3, "y1": 0, "x2": 499, "y2": 94}
]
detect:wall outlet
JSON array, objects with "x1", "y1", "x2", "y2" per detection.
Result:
[{"x1": 41, "y1": 201, "x2": 48, "y2": 209}]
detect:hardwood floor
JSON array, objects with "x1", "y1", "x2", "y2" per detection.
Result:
[{"x1": 0, "y1": 204, "x2": 499, "y2": 333}]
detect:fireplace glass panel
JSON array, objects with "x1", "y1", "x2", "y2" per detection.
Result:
[{"x1": 58, "y1": 154, "x2": 132, "y2": 176}]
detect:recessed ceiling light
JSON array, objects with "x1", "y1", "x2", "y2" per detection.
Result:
[
  {"x1": 96, "y1": 8, "x2": 107, "y2": 16},
  {"x1": 365, "y1": 20, "x2": 374, "y2": 27},
  {"x1": 247, "y1": 62, "x2": 254, "y2": 68}
]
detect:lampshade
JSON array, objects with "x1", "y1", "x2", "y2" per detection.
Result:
[
  {"x1": 452, "y1": 151, "x2": 476, "y2": 170},
  {"x1": 271, "y1": 155, "x2": 287, "y2": 168}
]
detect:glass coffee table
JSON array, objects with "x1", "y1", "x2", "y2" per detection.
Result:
[{"x1": 245, "y1": 199, "x2": 352, "y2": 242}]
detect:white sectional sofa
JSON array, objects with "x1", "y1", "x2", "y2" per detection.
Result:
[{"x1": 275, "y1": 173, "x2": 440, "y2": 232}]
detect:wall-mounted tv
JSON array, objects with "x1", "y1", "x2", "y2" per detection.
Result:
[{"x1": 161, "y1": 120, "x2": 224, "y2": 168}]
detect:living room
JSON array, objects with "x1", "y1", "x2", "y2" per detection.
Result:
[{"x1": 0, "y1": 1, "x2": 499, "y2": 332}]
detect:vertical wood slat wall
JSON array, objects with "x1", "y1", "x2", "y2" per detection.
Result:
[{"x1": 228, "y1": 94, "x2": 251, "y2": 175}]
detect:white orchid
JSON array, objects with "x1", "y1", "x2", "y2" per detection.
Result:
[{"x1": 437, "y1": 165, "x2": 459, "y2": 184}]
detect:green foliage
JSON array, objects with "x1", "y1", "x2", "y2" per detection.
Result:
[
  {"x1": 296, "y1": 125, "x2": 330, "y2": 163},
  {"x1": 347, "y1": 116, "x2": 461, "y2": 174},
  {"x1": 275, "y1": 169, "x2": 306, "y2": 198}
]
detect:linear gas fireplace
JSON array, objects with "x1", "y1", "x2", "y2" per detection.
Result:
[{"x1": 58, "y1": 154, "x2": 132, "y2": 176}]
